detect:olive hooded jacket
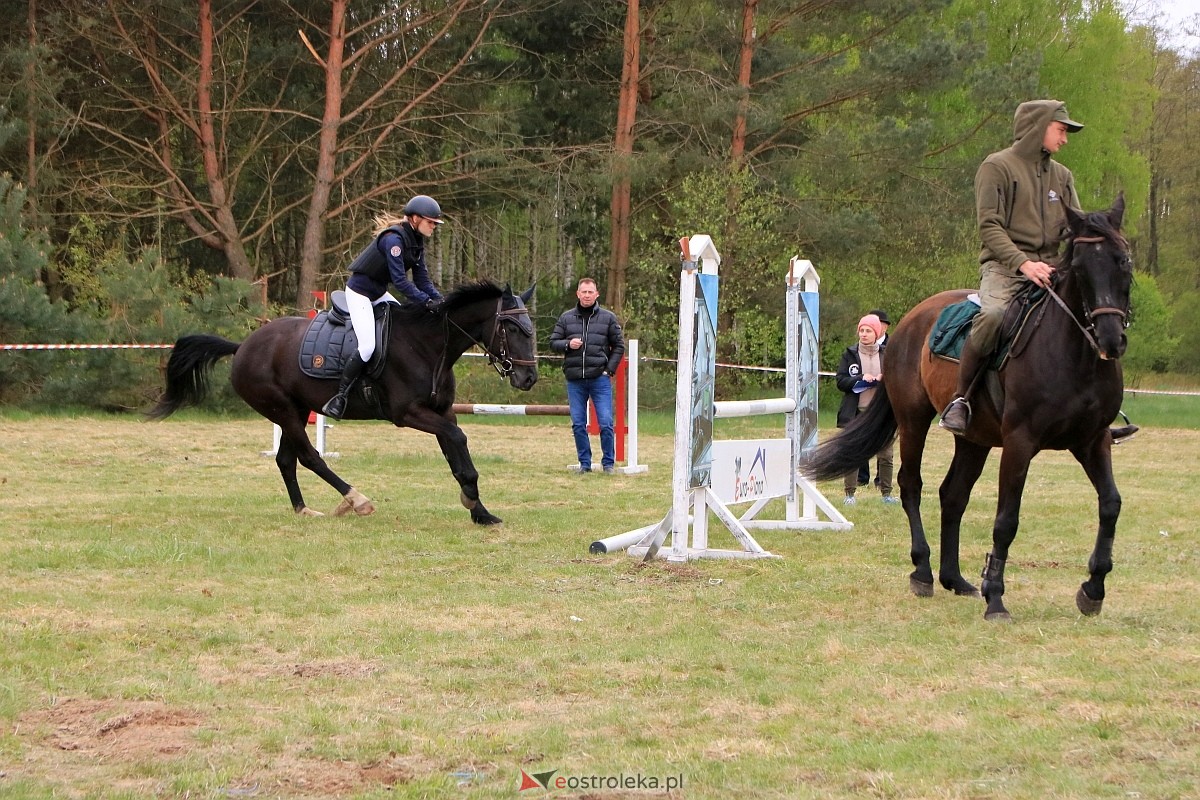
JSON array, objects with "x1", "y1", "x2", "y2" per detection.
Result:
[{"x1": 975, "y1": 99, "x2": 1081, "y2": 275}]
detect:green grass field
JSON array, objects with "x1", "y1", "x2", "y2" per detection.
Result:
[{"x1": 1, "y1": 410, "x2": 1197, "y2": 799}]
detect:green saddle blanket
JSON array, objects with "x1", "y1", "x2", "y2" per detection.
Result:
[
  {"x1": 928, "y1": 298, "x2": 982, "y2": 361},
  {"x1": 928, "y1": 287, "x2": 1046, "y2": 365}
]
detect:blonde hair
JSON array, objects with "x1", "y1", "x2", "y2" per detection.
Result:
[{"x1": 373, "y1": 213, "x2": 406, "y2": 234}]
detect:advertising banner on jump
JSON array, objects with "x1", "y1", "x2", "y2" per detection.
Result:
[
  {"x1": 688, "y1": 272, "x2": 718, "y2": 489},
  {"x1": 794, "y1": 288, "x2": 820, "y2": 457},
  {"x1": 710, "y1": 438, "x2": 793, "y2": 505}
]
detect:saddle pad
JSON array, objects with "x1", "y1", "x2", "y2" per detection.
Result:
[
  {"x1": 298, "y1": 307, "x2": 390, "y2": 380},
  {"x1": 929, "y1": 287, "x2": 1046, "y2": 365},
  {"x1": 928, "y1": 299, "x2": 981, "y2": 361}
]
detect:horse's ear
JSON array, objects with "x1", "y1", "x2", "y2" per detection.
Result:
[
  {"x1": 1064, "y1": 202, "x2": 1084, "y2": 233},
  {"x1": 1108, "y1": 192, "x2": 1125, "y2": 230},
  {"x1": 520, "y1": 283, "x2": 536, "y2": 304}
]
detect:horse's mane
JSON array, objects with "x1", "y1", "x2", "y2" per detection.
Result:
[
  {"x1": 393, "y1": 280, "x2": 505, "y2": 324},
  {"x1": 443, "y1": 280, "x2": 506, "y2": 310}
]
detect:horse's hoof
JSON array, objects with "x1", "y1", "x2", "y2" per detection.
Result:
[
  {"x1": 334, "y1": 488, "x2": 375, "y2": 517},
  {"x1": 297, "y1": 506, "x2": 324, "y2": 517},
  {"x1": 909, "y1": 577, "x2": 935, "y2": 597},
  {"x1": 943, "y1": 579, "x2": 981, "y2": 598},
  {"x1": 984, "y1": 610, "x2": 1013, "y2": 623},
  {"x1": 460, "y1": 491, "x2": 478, "y2": 510},
  {"x1": 1076, "y1": 586, "x2": 1104, "y2": 616},
  {"x1": 472, "y1": 512, "x2": 503, "y2": 525}
]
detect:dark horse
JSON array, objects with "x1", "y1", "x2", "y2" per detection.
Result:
[
  {"x1": 148, "y1": 281, "x2": 538, "y2": 524},
  {"x1": 804, "y1": 195, "x2": 1132, "y2": 620}
]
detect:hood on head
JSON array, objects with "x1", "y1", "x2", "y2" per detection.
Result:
[{"x1": 1011, "y1": 100, "x2": 1081, "y2": 158}]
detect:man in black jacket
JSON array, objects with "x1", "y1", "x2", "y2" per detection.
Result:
[{"x1": 549, "y1": 278, "x2": 625, "y2": 473}]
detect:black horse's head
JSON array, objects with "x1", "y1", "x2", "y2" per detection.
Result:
[
  {"x1": 1061, "y1": 193, "x2": 1132, "y2": 361},
  {"x1": 435, "y1": 280, "x2": 539, "y2": 391},
  {"x1": 492, "y1": 283, "x2": 539, "y2": 391}
]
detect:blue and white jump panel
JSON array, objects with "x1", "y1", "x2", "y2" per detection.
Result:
[{"x1": 596, "y1": 239, "x2": 848, "y2": 562}]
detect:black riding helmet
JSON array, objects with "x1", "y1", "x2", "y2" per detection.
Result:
[{"x1": 403, "y1": 194, "x2": 445, "y2": 224}]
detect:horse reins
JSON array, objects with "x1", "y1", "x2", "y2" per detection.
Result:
[{"x1": 1045, "y1": 234, "x2": 1130, "y2": 358}]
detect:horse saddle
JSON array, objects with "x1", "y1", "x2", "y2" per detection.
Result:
[
  {"x1": 298, "y1": 290, "x2": 392, "y2": 380},
  {"x1": 928, "y1": 285, "x2": 1048, "y2": 368}
]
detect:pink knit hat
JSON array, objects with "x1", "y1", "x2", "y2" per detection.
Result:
[{"x1": 857, "y1": 314, "x2": 883, "y2": 340}]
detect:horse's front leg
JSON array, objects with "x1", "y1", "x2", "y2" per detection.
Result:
[
  {"x1": 1070, "y1": 435, "x2": 1121, "y2": 616},
  {"x1": 981, "y1": 441, "x2": 1037, "y2": 621},
  {"x1": 405, "y1": 407, "x2": 502, "y2": 525},
  {"x1": 935, "y1": 438, "x2": 990, "y2": 598}
]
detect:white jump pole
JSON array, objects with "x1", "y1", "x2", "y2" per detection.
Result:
[
  {"x1": 618, "y1": 338, "x2": 649, "y2": 474},
  {"x1": 734, "y1": 259, "x2": 847, "y2": 531},
  {"x1": 262, "y1": 414, "x2": 337, "y2": 458},
  {"x1": 713, "y1": 397, "x2": 797, "y2": 418}
]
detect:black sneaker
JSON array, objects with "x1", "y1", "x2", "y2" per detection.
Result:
[{"x1": 603, "y1": 466, "x2": 615, "y2": 474}]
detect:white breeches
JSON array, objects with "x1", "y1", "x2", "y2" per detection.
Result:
[{"x1": 345, "y1": 287, "x2": 399, "y2": 361}]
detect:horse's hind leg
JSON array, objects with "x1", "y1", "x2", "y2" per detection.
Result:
[
  {"x1": 1071, "y1": 437, "x2": 1121, "y2": 616},
  {"x1": 896, "y1": 423, "x2": 936, "y2": 596},
  {"x1": 276, "y1": 413, "x2": 374, "y2": 517},
  {"x1": 274, "y1": 433, "x2": 320, "y2": 516},
  {"x1": 937, "y1": 439, "x2": 991, "y2": 598}
]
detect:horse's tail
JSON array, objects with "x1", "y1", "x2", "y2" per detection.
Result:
[
  {"x1": 146, "y1": 334, "x2": 241, "y2": 420},
  {"x1": 801, "y1": 382, "x2": 898, "y2": 481}
]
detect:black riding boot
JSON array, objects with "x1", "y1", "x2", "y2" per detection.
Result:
[
  {"x1": 940, "y1": 338, "x2": 988, "y2": 435},
  {"x1": 321, "y1": 354, "x2": 366, "y2": 420}
]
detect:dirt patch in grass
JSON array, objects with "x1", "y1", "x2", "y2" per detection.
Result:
[
  {"x1": 21, "y1": 697, "x2": 204, "y2": 759},
  {"x1": 256, "y1": 753, "x2": 420, "y2": 797},
  {"x1": 289, "y1": 659, "x2": 382, "y2": 679},
  {"x1": 17, "y1": 696, "x2": 433, "y2": 798}
]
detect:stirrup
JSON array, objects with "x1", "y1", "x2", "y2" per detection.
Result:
[
  {"x1": 1110, "y1": 424, "x2": 1138, "y2": 445},
  {"x1": 322, "y1": 392, "x2": 349, "y2": 420},
  {"x1": 938, "y1": 397, "x2": 971, "y2": 433}
]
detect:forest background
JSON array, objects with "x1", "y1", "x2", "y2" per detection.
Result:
[{"x1": 1, "y1": 0, "x2": 1197, "y2": 411}]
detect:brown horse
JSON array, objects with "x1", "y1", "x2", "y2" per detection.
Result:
[
  {"x1": 149, "y1": 281, "x2": 538, "y2": 524},
  {"x1": 804, "y1": 195, "x2": 1132, "y2": 620}
]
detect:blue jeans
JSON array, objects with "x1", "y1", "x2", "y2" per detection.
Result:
[{"x1": 567, "y1": 375, "x2": 615, "y2": 469}]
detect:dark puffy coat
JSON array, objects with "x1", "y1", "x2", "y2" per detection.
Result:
[{"x1": 549, "y1": 303, "x2": 625, "y2": 380}]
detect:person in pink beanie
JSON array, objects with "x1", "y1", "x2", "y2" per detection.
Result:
[{"x1": 833, "y1": 314, "x2": 897, "y2": 506}]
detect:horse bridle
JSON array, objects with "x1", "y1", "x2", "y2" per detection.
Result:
[
  {"x1": 1045, "y1": 234, "x2": 1130, "y2": 357},
  {"x1": 447, "y1": 297, "x2": 537, "y2": 379},
  {"x1": 485, "y1": 299, "x2": 538, "y2": 377}
]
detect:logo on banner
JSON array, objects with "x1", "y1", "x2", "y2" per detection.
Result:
[{"x1": 732, "y1": 448, "x2": 768, "y2": 502}]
